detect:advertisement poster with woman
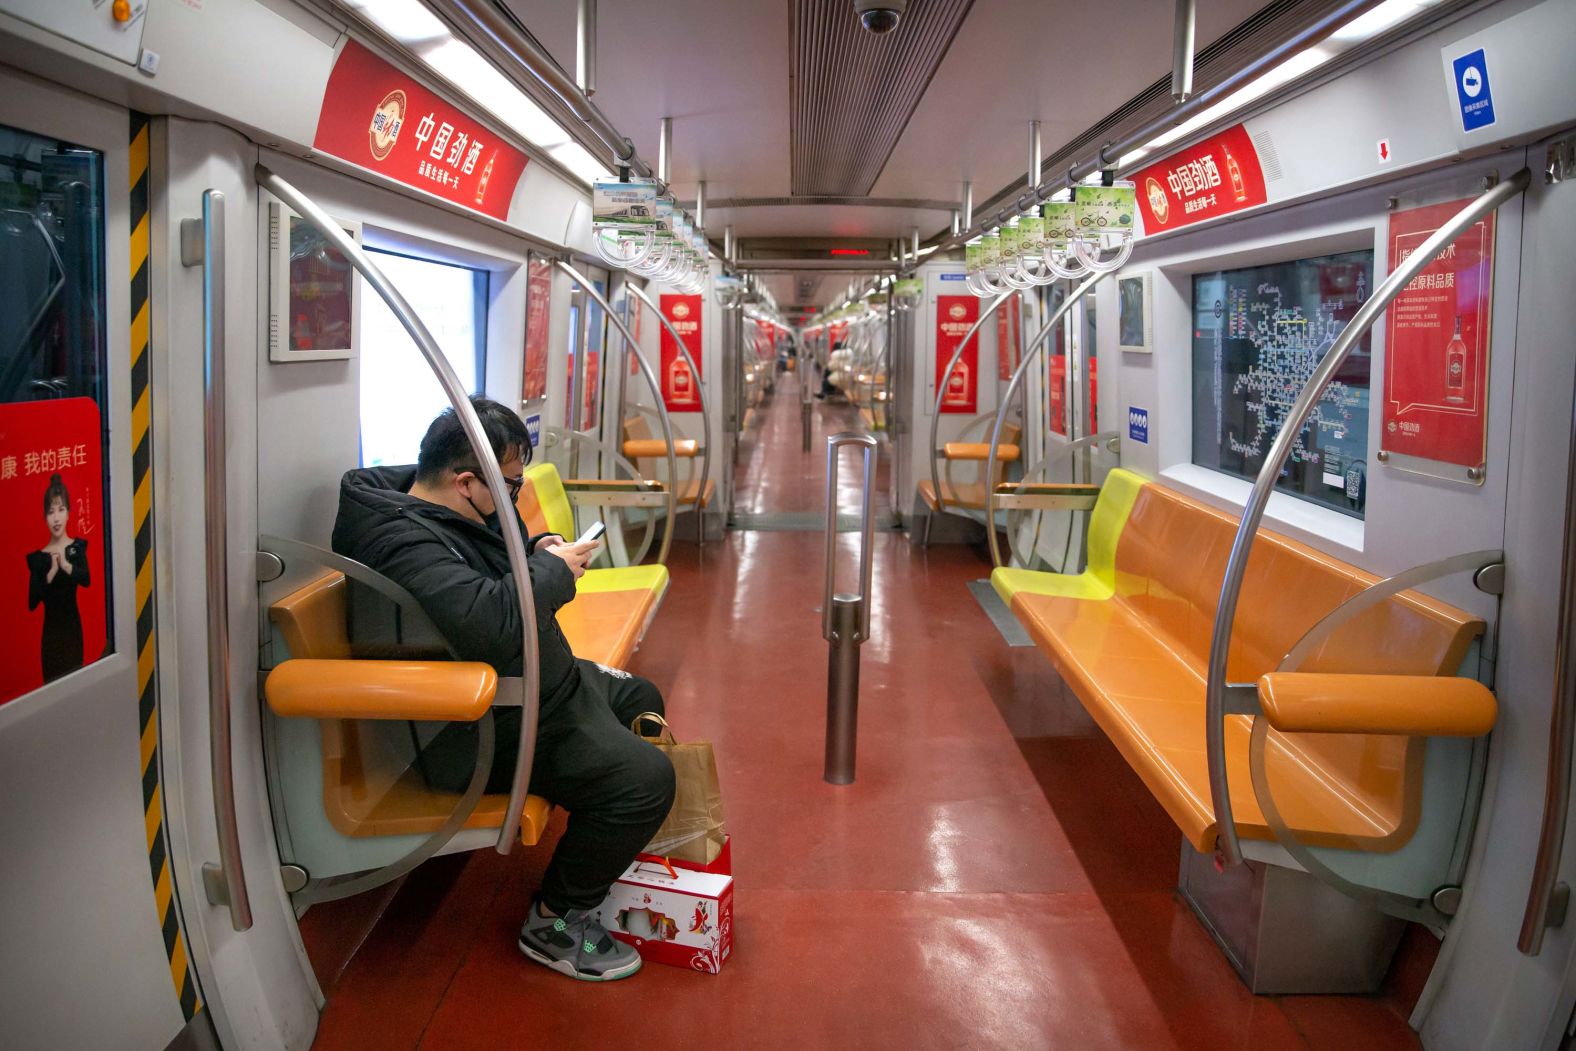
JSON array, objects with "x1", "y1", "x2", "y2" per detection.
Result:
[{"x1": 0, "y1": 398, "x2": 108, "y2": 708}]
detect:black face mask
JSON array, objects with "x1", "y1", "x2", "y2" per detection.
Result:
[{"x1": 464, "y1": 493, "x2": 501, "y2": 533}]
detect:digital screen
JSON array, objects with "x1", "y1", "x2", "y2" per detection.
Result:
[
  {"x1": 1191, "y1": 250, "x2": 1373, "y2": 518},
  {"x1": 286, "y1": 215, "x2": 354, "y2": 352}
]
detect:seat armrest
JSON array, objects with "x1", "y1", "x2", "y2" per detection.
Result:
[
  {"x1": 942, "y1": 442, "x2": 1020, "y2": 462},
  {"x1": 265, "y1": 659, "x2": 497, "y2": 722},
  {"x1": 1256, "y1": 673, "x2": 1496, "y2": 737},
  {"x1": 991, "y1": 482, "x2": 1100, "y2": 512},
  {"x1": 623, "y1": 438, "x2": 699, "y2": 459},
  {"x1": 560, "y1": 478, "x2": 669, "y2": 508}
]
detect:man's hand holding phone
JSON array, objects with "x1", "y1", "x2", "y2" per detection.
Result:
[{"x1": 542, "y1": 522, "x2": 604, "y2": 580}]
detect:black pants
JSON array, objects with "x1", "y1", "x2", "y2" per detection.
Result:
[{"x1": 420, "y1": 659, "x2": 676, "y2": 913}]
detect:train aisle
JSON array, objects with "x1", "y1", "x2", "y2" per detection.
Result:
[{"x1": 310, "y1": 383, "x2": 1423, "y2": 1050}]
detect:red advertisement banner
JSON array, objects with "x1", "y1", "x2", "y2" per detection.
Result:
[
  {"x1": 936, "y1": 296, "x2": 980, "y2": 414},
  {"x1": 996, "y1": 292, "x2": 1021, "y2": 381},
  {"x1": 521, "y1": 258, "x2": 552, "y2": 401},
  {"x1": 1381, "y1": 198, "x2": 1496, "y2": 469},
  {"x1": 660, "y1": 294, "x2": 704, "y2": 413},
  {"x1": 1133, "y1": 123, "x2": 1266, "y2": 234},
  {"x1": 0, "y1": 398, "x2": 108, "y2": 709},
  {"x1": 1049, "y1": 353, "x2": 1066, "y2": 435},
  {"x1": 314, "y1": 39, "x2": 529, "y2": 221}
]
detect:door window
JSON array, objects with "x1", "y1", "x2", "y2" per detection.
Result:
[{"x1": 0, "y1": 124, "x2": 112, "y2": 707}]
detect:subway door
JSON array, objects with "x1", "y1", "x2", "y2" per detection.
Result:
[
  {"x1": 0, "y1": 72, "x2": 210, "y2": 1051},
  {"x1": 149, "y1": 117, "x2": 317, "y2": 1049}
]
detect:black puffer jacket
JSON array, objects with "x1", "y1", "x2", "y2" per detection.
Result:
[{"x1": 331, "y1": 465, "x2": 582, "y2": 706}]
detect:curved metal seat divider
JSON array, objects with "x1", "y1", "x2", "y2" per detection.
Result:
[
  {"x1": 540, "y1": 427, "x2": 667, "y2": 564},
  {"x1": 984, "y1": 273, "x2": 1104, "y2": 567},
  {"x1": 257, "y1": 536, "x2": 502, "y2": 905},
  {"x1": 256, "y1": 166, "x2": 541, "y2": 862},
  {"x1": 991, "y1": 430, "x2": 1121, "y2": 569},
  {"x1": 556, "y1": 262, "x2": 680, "y2": 564},
  {"x1": 1248, "y1": 547, "x2": 1504, "y2": 926},
  {"x1": 627, "y1": 284, "x2": 712, "y2": 546},
  {"x1": 926, "y1": 292, "x2": 1009, "y2": 530},
  {"x1": 1205, "y1": 169, "x2": 1531, "y2": 872}
]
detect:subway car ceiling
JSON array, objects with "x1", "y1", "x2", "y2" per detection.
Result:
[
  {"x1": 3, "y1": 0, "x2": 1576, "y2": 1048},
  {"x1": 0, "y1": 0, "x2": 1502, "y2": 312}
]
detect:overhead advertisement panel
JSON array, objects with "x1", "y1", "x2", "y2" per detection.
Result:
[
  {"x1": 1132, "y1": 123, "x2": 1267, "y2": 235},
  {"x1": 313, "y1": 39, "x2": 529, "y2": 221}
]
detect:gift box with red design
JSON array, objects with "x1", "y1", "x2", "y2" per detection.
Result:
[{"x1": 593, "y1": 857, "x2": 733, "y2": 974}]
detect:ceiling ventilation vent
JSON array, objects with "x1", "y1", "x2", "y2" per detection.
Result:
[{"x1": 790, "y1": 0, "x2": 974, "y2": 197}]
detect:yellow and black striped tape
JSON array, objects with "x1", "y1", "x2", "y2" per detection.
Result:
[{"x1": 130, "y1": 110, "x2": 201, "y2": 1022}]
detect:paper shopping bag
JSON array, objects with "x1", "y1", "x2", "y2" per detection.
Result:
[{"x1": 632, "y1": 712, "x2": 726, "y2": 865}]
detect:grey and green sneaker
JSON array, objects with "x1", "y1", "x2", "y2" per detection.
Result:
[{"x1": 518, "y1": 900, "x2": 643, "y2": 982}]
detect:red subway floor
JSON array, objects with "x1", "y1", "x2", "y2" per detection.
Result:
[{"x1": 306, "y1": 376, "x2": 1424, "y2": 1050}]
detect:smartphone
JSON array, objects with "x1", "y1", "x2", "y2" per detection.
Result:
[{"x1": 576, "y1": 521, "x2": 606, "y2": 546}]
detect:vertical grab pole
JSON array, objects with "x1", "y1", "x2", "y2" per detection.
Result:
[
  {"x1": 183, "y1": 190, "x2": 253, "y2": 932},
  {"x1": 823, "y1": 432, "x2": 878, "y2": 785}
]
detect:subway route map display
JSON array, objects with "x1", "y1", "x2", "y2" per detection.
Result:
[{"x1": 1191, "y1": 250, "x2": 1373, "y2": 518}]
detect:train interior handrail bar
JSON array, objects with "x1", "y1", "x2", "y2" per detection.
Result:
[
  {"x1": 255, "y1": 164, "x2": 543, "y2": 857},
  {"x1": 554, "y1": 261, "x2": 680, "y2": 564},
  {"x1": 984, "y1": 272, "x2": 1104, "y2": 568},
  {"x1": 1203, "y1": 168, "x2": 1533, "y2": 871},
  {"x1": 627, "y1": 283, "x2": 711, "y2": 541},
  {"x1": 927, "y1": 291, "x2": 1009, "y2": 528}
]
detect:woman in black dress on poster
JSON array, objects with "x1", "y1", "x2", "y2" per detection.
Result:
[{"x1": 27, "y1": 473, "x2": 88, "y2": 683}]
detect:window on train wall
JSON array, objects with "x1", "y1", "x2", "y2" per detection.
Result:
[
  {"x1": 358, "y1": 249, "x2": 488, "y2": 467},
  {"x1": 0, "y1": 124, "x2": 113, "y2": 706},
  {"x1": 1191, "y1": 250, "x2": 1373, "y2": 518}
]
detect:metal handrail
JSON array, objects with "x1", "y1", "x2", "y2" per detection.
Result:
[
  {"x1": 823, "y1": 431, "x2": 878, "y2": 786},
  {"x1": 256, "y1": 537, "x2": 501, "y2": 904},
  {"x1": 1277, "y1": 549, "x2": 1502, "y2": 674},
  {"x1": 928, "y1": 292, "x2": 1010, "y2": 524},
  {"x1": 555, "y1": 262, "x2": 679, "y2": 564},
  {"x1": 823, "y1": 432, "x2": 879, "y2": 644},
  {"x1": 187, "y1": 189, "x2": 252, "y2": 932},
  {"x1": 1204, "y1": 169, "x2": 1531, "y2": 869},
  {"x1": 434, "y1": 0, "x2": 658, "y2": 188},
  {"x1": 626, "y1": 284, "x2": 711, "y2": 541},
  {"x1": 256, "y1": 165, "x2": 542, "y2": 856},
  {"x1": 1521, "y1": 360, "x2": 1576, "y2": 954},
  {"x1": 985, "y1": 273, "x2": 1104, "y2": 566},
  {"x1": 541, "y1": 426, "x2": 662, "y2": 566},
  {"x1": 996, "y1": 431, "x2": 1121, "y2": 569}
]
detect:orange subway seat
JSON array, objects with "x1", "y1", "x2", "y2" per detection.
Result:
[
  {"x1": 1002, "y1": 470, "x2": 1488, "y2": 856},
  {"x1": 267, "y1": 570, "x2": 552, "y2": 845}
]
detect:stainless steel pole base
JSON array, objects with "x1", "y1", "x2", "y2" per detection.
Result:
[
  {"x1": 824, "y1": 593, "x2": 863, "y2": 785},
  {"x1": 802, "y1": 402, "x2": 813, "y2": 453}
]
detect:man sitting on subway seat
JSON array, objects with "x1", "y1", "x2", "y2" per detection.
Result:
[{"x1": 332, "y1": 395, "x2": 674, "y2": 983}]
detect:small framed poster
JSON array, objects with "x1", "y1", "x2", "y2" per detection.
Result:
[
  {"x1": 268, "y1": 201, "x2": 360, "y2": 362},
  {"x1": 1117, "y1": 270, "x2": 1154, "y2": 354}
]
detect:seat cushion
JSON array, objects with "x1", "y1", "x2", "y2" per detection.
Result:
[{"x1": 1011, "y1": 590, "x2": 1420, "y2": 854}]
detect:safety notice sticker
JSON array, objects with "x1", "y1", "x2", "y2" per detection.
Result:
[{"x1": 1451, "y1": 48, "x2": 1496, "y2": 132}]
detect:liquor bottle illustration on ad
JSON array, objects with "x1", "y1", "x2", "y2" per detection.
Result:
[
  {"x1": 474, "y1": 152, "x2": 496, "y2": 206},
  {"x1": 1225, "y1": 149, "x2": 1247, "y2": 202},
  {"x1": 668, "y1": 357, "x2": 695, "y2": 404},
  {"x1": 945, "y1": 359, "x2": 970, "y2": 405},
  {"x1": 1444, "y1": 315, "x2": 1468, "y2": 403}
]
